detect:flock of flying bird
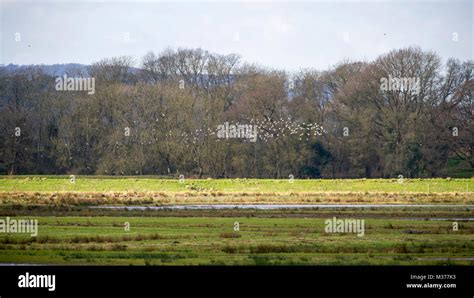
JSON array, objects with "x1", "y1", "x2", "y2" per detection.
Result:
[{"x1": 178, "y1": 117, "x2": 326, "y2": 145}]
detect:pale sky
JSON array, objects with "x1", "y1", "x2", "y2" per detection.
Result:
[{"x1": 0, "y1": 0, "x2": 472, "y2": 71}]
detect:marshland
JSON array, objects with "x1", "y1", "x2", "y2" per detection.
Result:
[{"x1": 0, "y1": 177, "x2": 472, "y2": 265}]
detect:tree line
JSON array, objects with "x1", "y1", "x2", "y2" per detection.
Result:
[{"x1": 0, "y1": 47, "x2": 472, "y2": 178}]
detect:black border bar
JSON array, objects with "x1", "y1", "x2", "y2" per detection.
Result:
[{"x1": 0, "y1": 266, "x2": 472, "y2": 297}]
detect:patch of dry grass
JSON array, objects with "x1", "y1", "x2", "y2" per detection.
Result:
[{"x1": 0, "y1": 191, "x2": 472, "y2": 206}]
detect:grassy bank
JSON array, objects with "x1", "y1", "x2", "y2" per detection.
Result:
[
  {"x1": 0, "y1": 177, "x2": 472, "y2": 206},
  {"x1": 0, "y1": 177, "x2": 472, "y2": 193}
]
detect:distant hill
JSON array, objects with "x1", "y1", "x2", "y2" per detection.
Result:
[
  {"x1": 0, "y1": 63, "x2": 90, "y2": 77},
  {"x1": 0, "y1": 63, "x2": 142, "y2": 77}
]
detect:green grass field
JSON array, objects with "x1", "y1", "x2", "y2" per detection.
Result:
[
  {"x1": 0, "y1": 176, "x2": 472, "y2": 193},
  {"x1": 0, "y1": 177, "x2": 472, "y2": 265},
  {"x1": 0, "y1": 216, "x2": 473, "y2": 265}
]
